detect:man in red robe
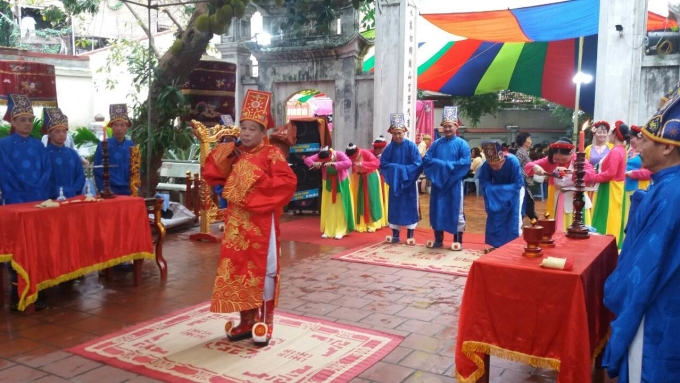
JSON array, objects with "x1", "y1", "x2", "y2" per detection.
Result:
[{"x1": 202, "y1": 90, "x2": 296, "y2": 347}]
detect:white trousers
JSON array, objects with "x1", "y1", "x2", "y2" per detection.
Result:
[
  {"x1": 263, "y1": 214, "x2": 277, "y2": 301},
  {"x1": 628, "y1": 316, "x2": 644, "y2": 383}
]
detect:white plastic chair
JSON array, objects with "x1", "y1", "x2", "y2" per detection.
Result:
[
  {"x1": 533, "y1": 175, "x2": 546, "y2": 201},
  {"x1": 464, "y1": 172, "x2": 480, "y2": 197}
]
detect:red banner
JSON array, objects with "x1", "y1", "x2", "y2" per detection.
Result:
[
  {"x1": 0, "y1": 60, "x2": 58, "y2": 105},
  {"x1": 181, "y1": 60, "x2": 236, "y2": 125}
]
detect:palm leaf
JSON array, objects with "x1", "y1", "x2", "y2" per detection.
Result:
[{"x1": 72, "y1": 127, "x2": 100, "y2": 148}]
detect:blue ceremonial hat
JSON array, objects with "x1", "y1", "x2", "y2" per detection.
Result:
[
  {"x1": 388, "y1": 113, "x2": 408, "y2": 133},
  {"x1": 643, "y1": 92, "x2": 680, "y2": 147},
  {"x1": 3, "y1": 94, "x2": 34, "y2": 123},
  {"x1": 481, "y1": 140, "x2": 504, "y2": 164},
  {"x1": 108, "y1": 104, "x2": 131, "y2": 127},
  {"x1": 42, "y1": 108, "x2": 68, "y2": 133},
  {"x1": 441, "y1": 106, "x2": 458, "y2": 125}
]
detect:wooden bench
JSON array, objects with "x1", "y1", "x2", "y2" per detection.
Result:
[{"x1": 156, "y1": 161, "x2": 200, "y2": 206}]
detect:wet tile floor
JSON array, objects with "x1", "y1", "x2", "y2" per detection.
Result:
[{"x1": 0, "y1": 195, "x2": 615, "y2": 382}]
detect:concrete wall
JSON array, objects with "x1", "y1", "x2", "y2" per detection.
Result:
[
  {"x1": 356, "y1": 75, "x2": 375, "y2": 146},
  {"x1": 594, "y1": 0, "x2": 646, "y2": 123},
  {"x1": 84, "y1": 31, "x2": 176, "y2": 119},
  {"x1": 0, "y1": 50, "x2": 93, "y2": 128},
  {"x1": 637, "y1": 55, "x2": 680, "y2": 125},
  {"x1": 433, "y1": 107, "x2": 565, "y2": 130}
]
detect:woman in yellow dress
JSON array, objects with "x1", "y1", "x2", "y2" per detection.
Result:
[{"x1": 304, "y1": 147, "x2": 355, "y2": 239}]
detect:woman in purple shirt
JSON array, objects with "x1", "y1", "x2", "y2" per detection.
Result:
[{"x1": 585, "y1": 120, "x2": 613, "y2": 169}]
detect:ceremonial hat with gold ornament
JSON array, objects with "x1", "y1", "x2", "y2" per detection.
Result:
[
  {"x1": 3, "y1": 94, "x2": 33, "y2": 123},
  {"x1": 642, "y1": 93, "x2": 680, "y2": 146},
  {"x1": 42, "y1": 108, "x2": 68, "y2": 134},
  {"x1": 441, "y1": 106, "x2": 458, "y2": 126},
  {"x1": 240, "y1": 90, "x2": 275, "y2": 129},
  {"x1": 388, "y1": 113, "x2": 407, "y2": 133},
  {"x1": 481, "y1": 140, "x2": 504, "y2": 164},
  {"x1": 108, "y1": 104, "x2": 131, "y2": 127}
]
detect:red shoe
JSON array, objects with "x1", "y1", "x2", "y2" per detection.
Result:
[
  {"x1": 252, "y1": 300, "x2": 275, "y2": 347},
  {"x1": 225, "y1": 308, "x2": 258, "y2": 341}
]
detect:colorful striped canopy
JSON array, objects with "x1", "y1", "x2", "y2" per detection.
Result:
[
  {"x1": 421, "y1": 1, "x2": 676, "y2": 43},
  {"x1": 421, "y1": 0, "x2": 599, "y2": 42},
  {"x1": 364, "y1": 36, "x2": 598, "y2": 114}
]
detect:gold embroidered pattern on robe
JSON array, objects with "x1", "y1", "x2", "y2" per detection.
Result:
[
  {"x1": 210, "y1": 143, "x2": 236, "y2": 178},
  {"x1": 210, "y1": 258, "x2": 263, "y2": 313},
  {"x1": 267, "y1": 148, "x2": 286, "y2": 164},
  {"x1": 223, "y1": 160, "x2": 260, "y2": 204},
  {"x1": 222, "y1": 205, "x2": 262, "y2": 250}
]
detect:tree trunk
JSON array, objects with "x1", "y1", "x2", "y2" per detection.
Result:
[{"x1": 139, "y1": 3, "x2": 214, "y2": 194}]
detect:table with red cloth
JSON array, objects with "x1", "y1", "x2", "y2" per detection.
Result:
[
  {"x1": 0, "y1": 196, "x2": 154, "y2": 311},
  {"x1": 454, "y1": 233, "x2": 618, "y2": 383}
]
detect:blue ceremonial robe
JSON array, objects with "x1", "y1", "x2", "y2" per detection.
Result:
[
  {"x1": 379, "y1": 139, "x2": 422, "y2": 226},
  {"x1": 94, "y1": 138, "x2": 135, "y2": 196},
  {"x1": 477, "y1": 155, "x2": 524, "y2": 248},
  {"x1": 0, "y1": 133, "x2": 52, "y2": 204},
  {"x1": 46, "y1": 143, "x2": 85, "y2": 199},
  {"x1": 602, "y1": 164, "x2": 680, "y2": 382},
  {"x1": 423, "y1": 136, "x2": 471, "y2": 234}
]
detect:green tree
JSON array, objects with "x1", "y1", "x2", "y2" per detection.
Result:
[
  {"x1": 551, "y1": 105, "x2": 592, "y2": 128},
  {"x1": 451, "y1": 93, "x2": 501, "y2": 127},
  {"x1": 0, "y1": 2, "x2": 13, "y2": 47}
]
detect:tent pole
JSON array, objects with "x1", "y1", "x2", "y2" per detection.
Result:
[
  {"x1": 572, "y1": 36, "x2": 584, "y2": 145},
  {"x1": 146, "y1": 0, "x2": 153, "y2": 197}
]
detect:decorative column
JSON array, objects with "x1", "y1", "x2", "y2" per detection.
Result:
[
  {"x1": 216, "y1": 41, "x2": 253, "y2": 119},
  {"x1": 594, "y1": 0, "x2": 646, "y2": 122},
  {"x1": 373, "y1": 0, "x2": 418, "y2": 140}
]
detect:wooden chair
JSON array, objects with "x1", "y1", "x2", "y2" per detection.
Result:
[
  {"x1": 145, "y1": 197, "x2": 168, "y2": 282},
  {"x1": 129, "y1": 147, "x2": 167, "y2": 283}
]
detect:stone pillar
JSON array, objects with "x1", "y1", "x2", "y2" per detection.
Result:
[
  {"x1": 372, "y1": 0, "x2": 418, "y2": 141},
  {"x1": 216, "y1": 42, "x2": 252, "y2": 120},
  {"x1": 594, "y1": 0, "x2": 647, "y2": 122}
]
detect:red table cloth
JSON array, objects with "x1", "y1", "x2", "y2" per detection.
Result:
[
  {"x1": 455, "y1": 233, "x2": 618, "y2": 383},
  {"x1": 0, "y1": 196, "x2": 154, "y2": 311}
]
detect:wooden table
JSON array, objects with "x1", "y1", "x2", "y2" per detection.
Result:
[
  {"x1": 0, "y1": 196, "x2": 156, "y2": 312},
  {"x1": 454, "y1": 233, "x2": 618, "y2": 383}
]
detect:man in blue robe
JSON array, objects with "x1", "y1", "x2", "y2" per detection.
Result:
[
  {"x1": 602, "y1": 94, "x2": 680, "y2": 383},
  {"x1": 423, "y1": 106, "x2": 471, "y2": 250},
  {"x1": 379, "y1": 113, "x2": 422, "y2": 245},
  {"x1": 0, "y1": 94, "x2": 52, "y2": 205},
  {"x1": 43, "y1": 108, "x2": 85, "y2": 199},
  {"x1": 477, "y1": 141, "x2": 524, "y2": 249},
  {"x1": 94, "y1": 104, "x2": 136, "y2": 196},
  {"x1": 0, "y1": 94, "x2": 51, "y2": 311}
]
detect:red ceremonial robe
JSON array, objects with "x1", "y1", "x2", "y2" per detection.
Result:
[{"x1": 202, "y1": 142, "x2": 296, "y2": 313}]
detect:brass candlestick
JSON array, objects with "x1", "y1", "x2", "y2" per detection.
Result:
[
  {"x1": 100, "y1": 140, "x2": 116, "y2": 199},
  {"x1": 565, "y1": 152, "x2": 589, "y2": 239}
]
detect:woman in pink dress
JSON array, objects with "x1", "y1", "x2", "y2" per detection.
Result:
[{"x1": 525, "y1": 138, "x2": 597, "y2": 232}]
